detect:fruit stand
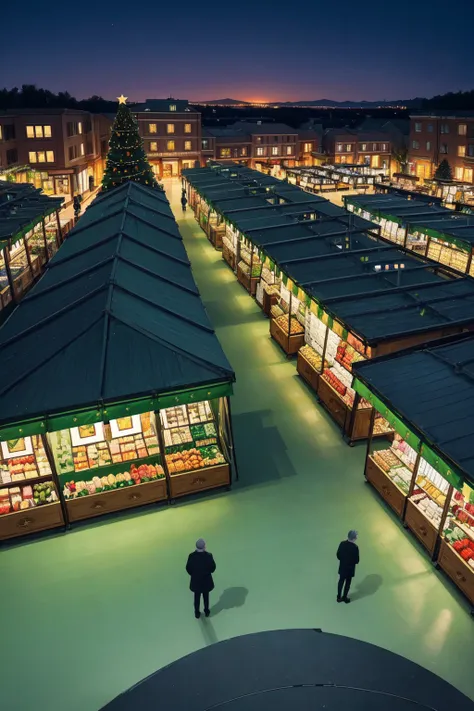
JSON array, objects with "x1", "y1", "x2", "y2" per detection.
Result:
[
  {"x1": 353, "y1": 334, "x2": 474, "y2": 610},
  {"x1": 0, "y1": 181, "x2": 235, "y2": 541}
]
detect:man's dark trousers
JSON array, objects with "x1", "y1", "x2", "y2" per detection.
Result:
[
  {"x1": 338, "y1": 575, "x2": 352, "y2": 600},
  {"x1": 194, "y1": 590, "x2": 209, "y2": 614}
]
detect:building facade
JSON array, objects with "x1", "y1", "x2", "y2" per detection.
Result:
[
  {"x1": 133, "y1": 99, "x2": 201, "y2": 178},
  {"x1": 408, "y1": 112, "x2": 474, "y2": 184},
  {"x1": 317, "y1": 128, "x2": 393, "y2": 172},
  {"x1": 0, "y1": 109, "x2": 112, "y2": 202}
]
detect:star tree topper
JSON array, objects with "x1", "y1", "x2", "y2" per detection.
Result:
[{"x1": 117, "y1": 94, "x2": 128, "y2": 104}]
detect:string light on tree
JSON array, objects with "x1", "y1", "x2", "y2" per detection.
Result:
[{"x1": 101, "y1": 95, "x2": 163, "y2": 192}]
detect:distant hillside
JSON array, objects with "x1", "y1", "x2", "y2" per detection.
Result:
[
  {"x1": 274, "y1": 98, "x2": 424, "y2": 108},
  {"x1": 198, "y1": 98, "x2": 251, "y2": 105}
]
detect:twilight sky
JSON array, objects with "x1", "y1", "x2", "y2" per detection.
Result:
[{"x1": 2, "y1": 0, "x2": 474, "y2": 103}]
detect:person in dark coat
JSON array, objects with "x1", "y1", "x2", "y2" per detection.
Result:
[
  {"x1": 186, "y1": 538, "x2": 216, "y2": 618},
  {"x1": 181, "y1": 194, "x2": 187, "y2": 211},
  {"x1": 336, "y1": 530, "x2": 359, "y2": 603}
]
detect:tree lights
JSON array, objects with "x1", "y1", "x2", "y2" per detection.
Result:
[{"x1": 101, "y1": 97, "x2": 162, "y2": 192}]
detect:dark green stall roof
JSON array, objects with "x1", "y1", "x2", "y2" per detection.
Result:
[
  {"x1": 0, "y1": 182, "x2": 234, "y2": 435},
  {"x1": 0, "y1": 180, "x2": 63, "y2": 245},
  {"x1": 353, "y1": 334, "x2": 474, "y2": 487}
]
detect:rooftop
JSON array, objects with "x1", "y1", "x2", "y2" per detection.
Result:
[
  {"x1": 0, "y1": 180, "x2": 63, "y2": 244},
  {"x1": 132, "y1": 99, "x2": 196, "y2": 113}
]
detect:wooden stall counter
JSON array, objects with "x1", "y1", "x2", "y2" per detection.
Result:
[
  {"x1": 437, "y1": 538, "x2": 474, "y2": 606},
  {"x1": 0, "y1": 502, "x2": 64, "y2": 541},
  {"x1": 237, "y1": 264, "x2": 259, "y2": 295},
  {"x1": 316, "y1": 376, "x2": 349, "y2": 428},
  {"x1": 262, "y1": 288, "x2": 278, "y2": 317},
  {"x1": 270, "y1": 317, "x2": 305, "y2": 356},
  {"x1": 169, "y1": 463, "x2": 230, "y2": 499},
  {"x1": 209, "y1": 224, "x2": 224, "y2": 250},
  {"x1": 365, "y1": 455, "x2": 406, "y2": 518},
  {"x1": 66, "y1": 478, "x2": 168, "y2": 522},
  {"x1": 404, "y1": 498, "x2": 438, "y2": 556},
  {"x1": 297, "y1": 348, "x2": 321, "y2": 393},
  {"x1": 222, "y1": 244, "x2": 236, "y2": 271}
]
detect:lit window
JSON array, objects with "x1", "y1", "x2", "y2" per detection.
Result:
[
  {"x1": 412, "y1": 140, "x2": 419, "y2": 149},
  {"x1": 440, "y1": 143, "x2": 448, "y2": 154},
  {"x1": 26, "y1": 126, "x2": 35, "y2": 138},
  {"x1": 256, "y1": 147, "x2": 265, "y2": 156},
  {"x1": 35, "y1": 126, "x2": 44, "y2": 138},
  {"x1": 78, "y1": 122, "x2": 83, "y2": 134},
  {"x1": 455, "y1": 167, "x2": 464, "y2": 180},
  {"x1": 184, "y1": 141, "x2": 192, "y2": 151},
  {"x1": 79, "y1": 143, "x2": 84, "y2": 156},
  {"x1": 361, "y1": 143, "x2": 367, "y2": 151},
  {"x1": 149, "y1": 123, "x2": 157, "y2": 133},
  {"x1": 304, "y1": 142, "x2": 312, "y2": 152},
  {"x1": 167, "y1": 124, "x2": 175, "y2": 134},
  {"x1": 241, "y1": 147, "x2": 247, "y2": 156},
  {"x1": 426, "y1": 141, "x2": 431, "y2": 150},
  {"x1": 184, "y1": 123, "x2": 192, "y2": 133},
  {"x1": 286, "y1": 146, "x2": 292, "y2": 155},
  {"x1": 0, "y1": 125, "x2": 2, "y2": 140},
  {"x1": 345, "y1": 144, "x2": 351, "y2": 152},
  {"x1": 465, "y1": 168, "x2": 473, "y2": 182},
  {"x1": 458, "y1": 145, "x2": 466, "y2": 157},
  {"x1": 372, "y1": 143, "x2": 377, "y2": 151},
  {"x1": 46, "y1": 151, "x2": 54, "y2": 162},
  {"x1": 415, "y1": 122, "x2": 422, "y2": 132},
  {"x1": 336, "y1": 144, "x2": 342, "y2": 152},
  {"x1": 150, "y1": 141, "x2": 158, "y2": 151},
  {"x1": 37, "y1": 151, "x2": 46, "y2": 163},
  {"x1": 44, "y1": 125, "x2": 52, "y2": 138},
  {"x1": 458, "y1": 124, "x2": 467, "y2": 136},
  {"x1": 169, "y1": 104, "x2": 177, "y2": 111},
  {"x1": 272, "y1": 146, "x2": 278, "y2": 155},
  {"x1": 28, "y1": 151, "x2": 37, "y2": 163},
  {"x1": 202, "y1": 139, "x2": 209, "y2": 149},
  {"x1": 220, "y1": 148, "x2": 231, "y2": 157},
  {"x1": 166, "y1": 140, "x2": 175, "y2": 151},
  {"x1": 381, "y1": 143, "x2": 387, "y2": 151}
]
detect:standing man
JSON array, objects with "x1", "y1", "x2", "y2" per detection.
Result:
[
  {"x1": 186, "y1": 538, "x2": 216, "y2": 619},
  {"x1": 181, "y1": 192, "x2": 188, "y2": 211},
  {"x1": 336, "y1": 530, "x2": 359, "y2": 603}
]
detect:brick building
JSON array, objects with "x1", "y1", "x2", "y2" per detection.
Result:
[
  {"x1": 408, "y1": 111, "x2": 474, "y2": 184},
  {"x1": 316, "y1": 128, "x2": 393, "y2": 172},
  {"x1": 0, "y1": 109, "x2": 112, "y2": 202},
  {"x1": 133, "y1": 99, "x2": 201, "y2": 178}
]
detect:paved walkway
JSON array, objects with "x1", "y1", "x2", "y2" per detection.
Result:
[{"x1": 0, "y1": 178, "x2": 473, "y2": 711}]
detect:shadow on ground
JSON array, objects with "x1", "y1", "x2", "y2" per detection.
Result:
[
  {"x1": 351, "y1": 574, "x2": 383, "y2": 601},
  {"x1": 232, "y1": 411, "x2": 299, "y2": 487},
  {"x1": 211, "y1": 587, "x2": 249, "y2": 616}
]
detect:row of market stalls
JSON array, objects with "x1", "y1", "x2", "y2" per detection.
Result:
[
  {"x1": 286, "y1": 165, "x2": 386, "y2": 194},
  {"x1": 183, "y1": 163, "x2": 474, "y2": 445},
  {"x1": 184, "y1": 162, "x2": 474, "y2": 610},
  {"x1": 0, "y1": 180, "x2": 72, "y2": 319},
  {"x1": 388, "y1": 173, "x2": 474, "y2": 207},
  {"x1": 344, "y1": 192, "x2": 474, "y2": 276},
  {"x1": 0, "y1": 181, "x2": 236, "y2": 542},
  {"x1": 353, "y1": 333, "x2": 474, "y2": 610}
]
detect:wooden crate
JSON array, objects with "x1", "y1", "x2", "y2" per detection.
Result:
[
  {"x1": 437, "y1": 538, "x2": 474, "y2": 606},
  {"x1": 297, "y1": 349, "x2": 320, "y2": 393},
  {"x1": 66, "y1": 479, "x2": 168, "y2": 522},
  {"x1": 348, "y1": 406, "x2": 373, "y2": 441},
  {"x1": 169, "y1": 463, "x2": 230, "y2": 498},
  {"x1": 0, "y1": 502, "x2": 64, "y2": 541},
  {"x1": 404, "y1": 498, "x2": 438, "y2": 555},
  {"x1": 223, "y1": 244, "x2": 236, "y2": 271},
  {"x1": 270, "y1": 319, "x2": 304, "y2": 356},
  {"x1": 365, "y1": 456, "x2": 406, "y2": 518}
]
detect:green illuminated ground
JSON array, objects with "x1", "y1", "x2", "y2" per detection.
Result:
[{"x1": 1, "y1": 179, "x2": 473, "y2": 711}]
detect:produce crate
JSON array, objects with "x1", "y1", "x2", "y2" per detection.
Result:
[
  {"x1": 404, "y1": 498, "x2": 439, "y2": 556},
  {"x1": 365, "y1": 456, "x2": 406, "y2": 518},
  {"x1": 437, "y1": 538, "x2": 474, "y2": 606},
  {"x1": 66, "y1": 478, "x2": 168, "y2": 522},
  {"x1": 317, "y1": 376, "x2": 349, "y2": 429},
  {"x1": 169, "y1": 463, "x2": 230, "y2": 498},
  {"x1": 0, "y1": 501, "x2": 64, "y2": 541}
]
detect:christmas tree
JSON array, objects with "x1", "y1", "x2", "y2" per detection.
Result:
[
  {"x1": 102, "y1": 96, "x2": 162, "y2": 191},
  {"x1": 434, "y1": 159, "x2": 453, "y2": 181}
]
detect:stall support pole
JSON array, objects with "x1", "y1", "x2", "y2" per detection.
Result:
[
  {"x1": 364, "y1": 408, "x2": 376, "y2": 478},
  {"x1": 433, "y1": 485, "x2": 454, "y2": 562},
  {"x1": 319, "y1": 323, "x2": 330, "y2": 375},
  {"x1": 344, "y1": 391, "x2": 360, "y2": 445},
  {"x1": 226, "y1": 395, "x2": 239, "y2": 482},
  {"x1": 55, "y1": 210, "x2": 63, "y2": 246},
  {"x1": 466, "y1": 249, "x2": 473, "y2": 276},
  {"x1": 424, "y1": 236, "x2": 431, "y2": 258},
  {"x1": 41, "y1": 218, "x2": 49, "y2": 262},
  {"x1": 41, "y1": 434, "x2": 70, "y2": 529},
  {"x1": 250, "y1": 249, "x2": 254, "y2": 296},
  {"x1": 154, "y1": 410, "x2": 172, "y2": 504},
  {"x1": 4, "y1": 247, "x2": 17, "y2": 306},
  {"x1": 403, "y1": 450, "x2": 422, "y2": 521},
  {"x1": 403, "y1": 225, "x2": 409, "y2": 249},
  {"x1": 23, "y1": 236, "x2": 35, "y2": 281},
  {"x1": 287, "y1": 291, "x2": 292, "y2": 355}
]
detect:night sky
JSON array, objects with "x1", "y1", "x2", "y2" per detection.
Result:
[{"x1": 3, "y1": 0, "x2": 474, "y2": 103}]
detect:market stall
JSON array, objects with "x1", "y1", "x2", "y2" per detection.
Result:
[
  {"x1": 345, "y1": 193, "x2": 474, "y2": 274},
  {"x1": 353, "y1": 334, "x2": 474, "y2": 609},
  {"x1": 0, "y1": 181, "x2": 235, "y2": 540},
  {"x1": 184, "y1": 165, "x2": 474, "y2": 444},
  {"x1": 0, "y1": 180, "x2": 64, "y2": 316}
]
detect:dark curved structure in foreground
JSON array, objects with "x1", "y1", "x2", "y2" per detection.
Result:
[{"x1": 101, "y1": 629, "x2": 473, "y2": 710}]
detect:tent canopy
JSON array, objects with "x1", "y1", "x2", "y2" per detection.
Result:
[
  {"x1": 353, "y1": 334, "x2": 474, "y2": 486},
  {"x1": 0, "y1": 180, "x2": 63, "y2": 245},
  {"x1": 0, "y1": 182, "x2": 234, "y2": 431}
]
